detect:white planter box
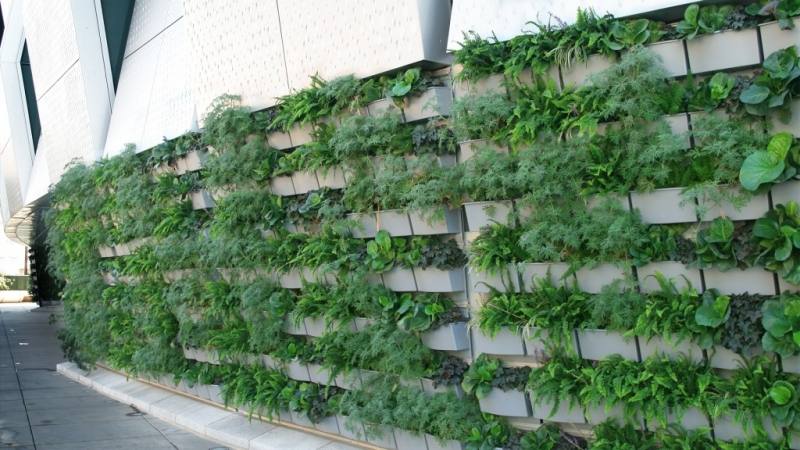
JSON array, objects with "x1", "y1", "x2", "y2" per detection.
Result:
[
  {"x1": 468, "y1": 265, "x2": 521, "y2": 293},
  {"x1": 530, "y1": 395, "x2": 585, "y2": 423},
  {"x1": 452, "y1": 67, "x2": 505, "y2": 98},
  {"x1": 382, "y1": 267, "x2": 418, "y2": 291},
  {"x1": 576, "y1": 329, "x2": 638, "y2": 361},
  {"x1": 269, "y1": 175, "x2": 296, "y2": 196},
  {"x1": 708, "y1": 345, "x2": 750, "y2": 370},
  {"x1": 285, "y1": 359, "x2": 311, "y2": 381},
  {"x1": 414, "y1": 267, "x2": 465, "y2": 292},
  {"x1": 463, "y1": 200, "x2": 513, "y2": 231},
  {"x1": 426, "y1": 434, "x2": 463, "y2": 450},
  {"x1": 783, "y1": 354, "x2": 800, "y2": 374},
  {"x1": 316, "y1": 166, "x2": 347, "y2": 189},
  {"x1": 714, "y1": 415, "x2": 782, "y2": 442},
  {"x1": 479, "y1": 388, "x2": 530, "y2": 417},
  {"x1": 376, "y1": 210, "x2": 413, "y2": 236},
  {"x1": 394, "y1": 429, "x2": 429, "y2": 450},
  {"x1": 522, "y1": 327, "x2": 555, "y2": 360},
  {"x1": 472, "y1": 327, "x2": 525, "y2": 356},
  {"x1": 761, "y1": 21, "x2": 800, "y2": 59},
  {"x1": 261, "y1": 354, "x2": 278, "y2": 369},
  {"x1": 703, "y1": 267, "x2": 776, "y2": 295},
  {"x1": 163, "y1": 269, "x2": 192, "y2": 282},
  {"x1": 348, "y1": 212, "x2": 377, "y2": 238},
  {"x1": 637, "y1": 261, "x2": 702, "y2": 293},
  {"x1": 303, "y1": 317, "x2": 327, "y2": 337},
  {"x1": 267, "y1": 130, "x2": 293, "y2": 150},
  {"x1": 638, "y1": 336, "x2": 704, "y2": 363},
  {"x1": 661, "y1": 408, "x2": 709, "y2": 431},
  {"x1": 772, "y1": 179, "x2": 800, "y2": 206},
  {"x1": 664, "y1": 113, "x2": 691, "y2": 149},
  {"x1": 771, "y1": 99, "x2": 800, "y2": 137},
  {"x1": 98, "y1": 246, "x2": 115, "y2": 258},
  {"x1": 421, "y1": 378, "x2": 462, "y2": 396},
  {"x1": 183, "y1": 150, "x2": 207, "y2": 172},
  {"x1": 354, "y1": 317, "x2": 376, "y2": 331},
  {"x1": 300, "y1": 267, "x2": 337, "y2": 285},
  {"x1": 207, "y1": 384, "x2": 223, "y2": 404},
  {"x1": 307, "y1": 363, "x2": 335, "y2": 385},
  {"x1": 560, "y1": 54, "x2": 616, "y2": 87},
  {"x1": 421, "y1": 322, "x2": 469, "y2": 351},
  {"x1": 367, "y1": 98, "x2": 402, "y2": 117},
  {"x1": 288, "y1": 123, "x2": 314, "y2": 147},
  {"x1": 337, "y1": 415, "x2": 364, "y2": 441},
  {"x1": 519, "y1": 262, "x2": 572, "y2": 291},
  {"x1": 575, "y1": 263, "x2": 628, "y2": 294},
  {"x1": 290, "y1": 410, "x2": 314, "y2": 427},
  {"x1": 457, "y1": 139, "x2": 508, "y2": 163},
  {"x1": 283, "y1": 318, "x2": 308, "y2": 335},
  {"x1": 190, "y1": 190, "x2": 215, "y2": 210},
  {"x1": 517, "y1": 66, "x2": 562, "y2": 88},
  {"x1": 585, "y1": 403, "x2": 645, "y2": 428},
  {"x1": 403, "y1": 86, "x2": 453, "y2": 122},
  {"x1": 335, "y1": 370, "x2": 363, "y2": 390},
  {"x1": 409, "y1": 208, "x2": 461, "y2": 235},
  {"x1": 686, "y1": 28, "x2": 760, "y2": 73},
  {"x1": 290, "y1": 170, "x2": 319, "y2": 194},
  {"x1": 313, "y1": 415, "x2": 340, "y2": 434},
  {"x1": 630, "y1": 188, "x2": 696, "y2": 224},
  {"x1": 698, "y1": 187, "x2": 769, "y2": 221},
  {"x1": 195, "y1": 349, "x2": 220, "y2": 365},
  {"x1": 279, "y1": 270, "x2": 303, "y2": 289},
  {"x1": 645, "y1": 39, "x2": 687, "y2": 77},
  {"x1": 364, "y1": 426, "x2": 398, "y2": 449}
]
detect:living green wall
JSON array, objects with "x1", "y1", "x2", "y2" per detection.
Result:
[{"x1": 46, "y1": 2, "x2": 800, "y2": 449}]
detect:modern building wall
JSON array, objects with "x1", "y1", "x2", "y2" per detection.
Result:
[{"x1": 0, "y1": 0, "x2": 455, "y2": 244}]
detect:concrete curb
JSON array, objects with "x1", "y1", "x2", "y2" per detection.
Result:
[{"x1": 57, "y1": 362, "x2": 366, "y2": 450}]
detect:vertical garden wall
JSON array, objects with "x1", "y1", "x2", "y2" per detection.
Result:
[{"x1": 45, "y1": 2, "x2": 800, "y2": 449}]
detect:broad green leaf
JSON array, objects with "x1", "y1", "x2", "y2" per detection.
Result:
[
  {"x1": 763, "y1": 302, "x2": 792, "y2": 337},
  {"x1": 769, "y1": 381, "x2": 796, "y2": 405},
  {"x1": 739, "y1": 151, "x2": 786, "y2": 191},
  {"x1": 768, "y1": 132, "x2": 793, "y2": 160},
  {"x1": 740, "y1": 84, "x2": 771, "y2": 104},
  {"x1": 777, "y1": 237, "x2": 795, "y2": 261},
  {"x1": 754, "y1": 218, "x2": 780, "y2": 239}
]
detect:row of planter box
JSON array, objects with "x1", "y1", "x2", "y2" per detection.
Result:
[
  {"x1": 182, "y1": 346, "x2": 461, "y2": 396},
  {"x1": 455, "y1": 21, "x2": 794, "y2": 99},
  {"x1": 472, "y1": 325, "x2": 787, "y2": 372},
  {"x1": 473, "y1": 260, "x2": 788, "y2": 295},
  {"x1": 266, "y1": 85, "x2": 454, "y2": 152},
  {"x1": 285, "y1": 316, "x2": 470, "y2": 352},
  {"x1": 150, "y1": 373, "x2": 463, "y2": 450},
  {"x1": 97, "y1": 237, "x2": 152, "y2": 258},
  {"x1": 152, "y1": 149, "x2": 208, "y2": 177},
  {"x1": 477, "y1": 386, "x2": 792, "y2": 445}
]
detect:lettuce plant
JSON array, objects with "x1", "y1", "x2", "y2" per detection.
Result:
[{"x1": 754, "y1": 201, "x2": 800, "y2": 283}]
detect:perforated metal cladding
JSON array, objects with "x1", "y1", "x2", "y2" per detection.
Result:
[
  {"x1": 183, "y1": 0, "x2": 288, "y2": 115},
  {"x1": 141, "y1": 19, "x2": 197, "y2": 151},
  {"x1": 125, "y1": 0, "x2": 184, "y2": 57},
  {"x1": 22, "y1": 0, "x2": 79, "y2": 96},
  {"x1": 278, "y1": 0, "x2": 425, "y2": 90},
  {"x1": 35, "y1": 64, "x2": 93, "y2": 183},
  {"x1": 1, "y1": 141, "x2": 22, "y2": 216},
  {"x1": 104, "y1": 36, "x2": 159, "y2": 157}
]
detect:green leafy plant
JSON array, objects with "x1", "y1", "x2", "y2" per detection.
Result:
[
  {"x1": 746, "y1": 0, "x2": 800, "y2": 29},
  {"x1": 740, "y1": 47, "x2": 800, "y2": 118},
  {"x1": 676, "y1": 4, "x2": 735, "y2": 39},
  {"x1": 461, "y1": 355, "x2": 501, "y2": 398},
  {"x1": 693, "y1": 217, "x2": 757, "y2": 270},
  {"x1": 451, "y1": 93, "x2": 514, "y2": 143},
  {"x1": 453, "y1": 31, "x2": 509, "y2": 81},
  {"x1": 762, "y1": 293, "x2": 800, "y2": 358},
  {"x1": 754, "y1": 201, "x2": 800, "y2": 283},
  {"x1": 740, "y1": 132, "x2": 799, "y2": 191}
]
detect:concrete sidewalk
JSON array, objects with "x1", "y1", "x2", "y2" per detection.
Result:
[{"x1": 0, "y1": 303, "x2": 227, "y2": 449}]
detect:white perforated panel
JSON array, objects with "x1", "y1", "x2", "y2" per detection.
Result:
[
  {"x1": 279, "y1": 0, "x2": 432, "y2": 90},
  {"x1": 184, "y1": 0, "x2": 288, "y2": 114},
  {"x1": 141, "y1": 19, "x2": 196, "y2": 151},
  {"x1": 448, "y1": 0, "x2": 695, "y2": 48},
  {"x1": 1, "y1": 141, "x2": 22, "y2": 216},
  {"x1": 34, "y1": 63, "x2": 93, "y2": 187},
  {"x1": 125, "y1": 0, "x2": 184, "y2": 57},
  {"x1": 22, "y1": 0, "x2": 79, "y2": 96},
  {"x1": 104, "y1": 35, "x2": 160, "y2": 157}
]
